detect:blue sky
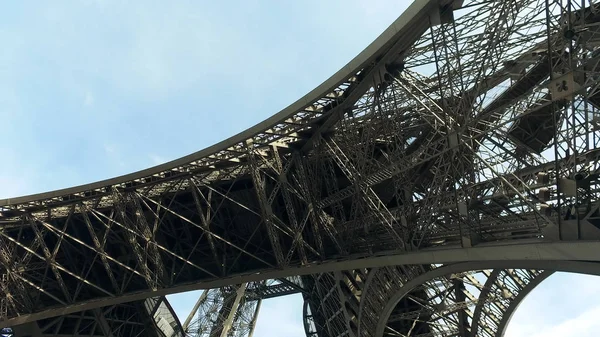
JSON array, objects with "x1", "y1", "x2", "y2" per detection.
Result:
[{"x1": 0, "y1": 1, "x2": 596, "y2": 336}]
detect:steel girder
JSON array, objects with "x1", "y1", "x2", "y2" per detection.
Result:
[
  {"x1": 9, "y1": 296, "x2": 183, "y2": 337},
  {"x1": 1, "y1": 0, "x2": 600, "y2": 335}
]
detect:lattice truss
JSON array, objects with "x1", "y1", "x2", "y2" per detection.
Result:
[
  {"x1": 373, "y1": 267, "x2": 550, "y2": 337},
  {"x1": 1, "y1": 0, "x2": 600, "y2": 331},
  {"x1": 9, "y1": 296, "x2": 182, "y2": 337},
  {"x1": 299, "y1": 266, "x2": 550, "y2": 337},
  {"x1": 182, "y1": 285, "x2": 257, "y2": 337},
  {"x1": 181, "y1": 277, "x2": 303, "y2": 337}
]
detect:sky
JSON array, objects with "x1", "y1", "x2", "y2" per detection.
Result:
[{"x1": 0, "y1": 1, "x2": 597, "y2": 336}]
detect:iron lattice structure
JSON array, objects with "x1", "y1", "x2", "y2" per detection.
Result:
[
  {"x1": 8, "y1": 296, "x2": 183, "y2": 337},
  {"x1": 180, "y1": 277, "x2": 303, "y2": 337},
  {"x1": 3, "y1": 0, "x2": 600, "y2": 336}
]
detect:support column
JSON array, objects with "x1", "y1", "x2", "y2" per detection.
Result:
[{"x1": 218, "y1": 284, "x2": 247, "y2": 337}]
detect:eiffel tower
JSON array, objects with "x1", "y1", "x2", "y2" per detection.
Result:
[{"x1": 3, "y1": 0, "x2": 600, "y2": 336}]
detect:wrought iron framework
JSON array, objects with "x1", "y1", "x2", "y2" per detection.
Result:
[
  {"x1": 366, "y1": 266, "x2": 550, "y2": 337},
  {"x1": 10, "y1": 296, "x2": 182, "y2": 337},
  {"x1": 2, "y1": 0, "x2": 600, "y2": 336},
  {"x1": 180, "y1": 277, "x2": 304, "y2": 337}
]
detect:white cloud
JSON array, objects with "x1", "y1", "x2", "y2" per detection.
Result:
[
  {"x1": 103, "y1": 143, "x2": 126, "y2": 168},
  {"x1": 84, "y1": 91, "x2": 94, "y2": 106},
  {"x1": 104, "y1": 144, "x2": 115, "y2": 154},
  {"x1": 149, "y1": 154, "x2": 166, "y2": 165}
]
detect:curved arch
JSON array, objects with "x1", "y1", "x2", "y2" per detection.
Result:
[
  {"x1": 470, "y1": 270, "x2": 502, "y2": 337},
  {"x1": 1, "y1": 0, "x2": 599, "y2": 334},
  {"x1": 5, "y1": 243, "x2": 600, "y2": 329},
  {"x1": 496, "y1": 271, "x2": 553, "y2": 337},
  {"x1": 374, "y1": 261, "x2": 600, "y2": 337},
  {"x1": 468, "y1": 269, "x2": 553, "y2": 337},
  {"x1": 302, "y1": 299, "x2": 319, "y2": 337},
  {"x1": 301, "y1": 273, "x2": 350, "y2": 337},
  {"x1": 356, "y1": 267, "x2": 380, "y2": 335},
  {"x1": 334, "y1": 271, "x2": 361, "y2": 337},
  {"x1": 358, "y1": 265, "x2": 429, "y2": 337}
]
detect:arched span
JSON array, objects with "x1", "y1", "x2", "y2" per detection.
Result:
[
  {"x1": 3, "y1": 242, "x2": 600, "y2": 329},
  {"x1": 469, "y1": 269, "x2": 502, "y2": 337},
  {"x1": 468, "y1": 269, "x2": 553, "y2": 337},
  {"x1": 493, "y1": 271, "x2": 552, "y2": 337},
  {"x1": 373, "y1": 261, "x2": 600, "y2": 337},
  {"x1": 358, "y1": 265, "x2": 429, "y2": 337}
]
